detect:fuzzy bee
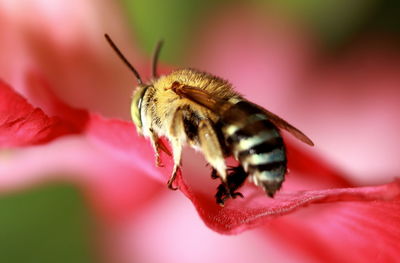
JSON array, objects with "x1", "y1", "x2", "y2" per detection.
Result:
[{"x1": 105, "y1": 34, "x2": 314, "y2": 206}]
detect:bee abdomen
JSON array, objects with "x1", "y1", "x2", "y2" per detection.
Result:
[{"x1": 221, "y1": 101, "x2": 287, "y2": 196}]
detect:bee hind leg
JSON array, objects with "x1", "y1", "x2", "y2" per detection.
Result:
[
  {"x1": 215, "y1": 166, "x2": 247, "y2": 206},
  {"x1": 166, "y1": 108, "x2": 187, "y2": 190},
  {"x1": 197, "y1": 119, "x2": 227, "y2": 183}
]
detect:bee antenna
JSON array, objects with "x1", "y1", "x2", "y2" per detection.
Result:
[
  {"x1": 152, "y1": 39, "x2": 164, "y2": 78},
  {"x1": 104, "y1": 34, "x2": 143, "y2": 85}
]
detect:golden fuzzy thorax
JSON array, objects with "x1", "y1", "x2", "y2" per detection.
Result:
[
  {"x1": 141, "y1": 68, "x2": 241, "y2": 138},
  {"x1": 135, "y1": 68, "x2": 242, "y2": 188},
  {"x1": 153, "y1": 69, "x2": 239, "y2": 128}
]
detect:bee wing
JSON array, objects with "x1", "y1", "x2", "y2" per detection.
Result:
[
  {"x1": 172, "y1": 83, "x2": 314, "y2": 146},
  {"x1": 172, "y1": 83, "x2": 232, "y2": 113},
  {"x1": 251, "y1": 102, "x2": 314, "y2": 146}
]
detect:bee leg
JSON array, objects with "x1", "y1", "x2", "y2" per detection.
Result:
[
  {"x1": 166, "y1": 138, "x2": 182, "y2": 190},
  {"x1": 210, "y1": 168, "x2": 219, "y2": 179},
  {"x1": 166, "y1": 108, "x2": 187, "y2": 191},
  {"x1": 226, "y1": 166, "x2": 247, "y2": 197},
  {"x1": 215, "y1": 166, "x2": 247, "y2": 206},
  {"x1": 197, "y1": 120, "x2": 227, "y2": 182},
  {"x1": 149, "y1": 131, "x2": 171, "y2": 167},
  {"x1": 215, "y1": 184, "x2": 229, "y2": 206},
  {"x1": 206, "y1": 164, "x2": 218, "y2": 179}
]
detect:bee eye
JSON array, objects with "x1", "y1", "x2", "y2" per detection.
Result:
[
  {"x1": 131, "y1": 86, "x2": 150, "y2": 129},
  {"x1": 137, "y1": 96, "x2": 143, "y2": 111}
]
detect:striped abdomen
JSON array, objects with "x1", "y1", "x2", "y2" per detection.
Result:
[{"x1": 220, "y1": 101, "x2": 287, "y2": 197}]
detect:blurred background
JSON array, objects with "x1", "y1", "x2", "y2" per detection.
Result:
[{"x1": 0, "y1": 0, "x2": 399, "y2": 262}]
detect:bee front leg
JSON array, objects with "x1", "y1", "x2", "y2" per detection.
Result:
[{"x1": 149, "y1": 131, "x2": 171, "y2": 167}]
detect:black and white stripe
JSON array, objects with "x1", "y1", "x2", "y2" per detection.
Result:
[{"x1": 220, "y1": 101, "x2": 287, "y2": 196}]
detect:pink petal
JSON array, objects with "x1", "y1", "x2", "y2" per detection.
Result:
[
  {"x1": 84, "y1": 116, "x2": 398, "y2": 235},
  {"x1": 266, "y1": 198, "x2": 400, "y2": 263},
  {"x1": 84, "y1": 116, "x2": 397, "y2": 235},
  {"x1": 24, "y1": 74, "x2": 394, "y2": 238},
  {"x1": 174, "y1": 158, "x2": 400, "y2": 234},
  {"x1": 23, "y1": 72, "x2": 89, "y2": 128},
  {"x1": 0, "y1": 79, "x2": 85, "y2": 146},
  {"x1": 85, "y1": 113, "x2": 389, "y2": 236},
  {"x1": 3, "y1": 49, "x2": 398, "y2": 244},
  {"x1": 116, "y1": 192, "x2": 310, "y2": 263},
  {"x1": 1, "y1": 60, "x2": 399, "y2": 263},
  {"x1": 0, "y1": 135, "x2": 163, "y2": 226},
  {"x1": 85, "y1": 113, "x2": 173, "y2": 183},
  {"x1": 0, "y1": 78, "x2": 162, "y2": 225}
]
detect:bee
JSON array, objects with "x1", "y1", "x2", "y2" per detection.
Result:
[{"x1": 105, "y1": 34, "x2": 314, "y2": 206}]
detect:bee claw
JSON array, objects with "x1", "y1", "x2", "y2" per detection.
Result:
[
  {"x1": 167, "y1": 182, "x2": 178, "y2": 191},
  {"x1": 167, "y1": 176, "x2": 178, "y2": 190},
  {"x1": 215, "y1": 184, "x2": 230, "y2": 206},
  {"x1": 155, "y1": 155, "x2": 165, "y2": 167},
  {"x1": 214, "y1": 165, "x2": 247, "y2": 205},
  {"x1": 231, "y1": 191, "x2": 244, "y2": 199},
  {"x1": 167, "y1": 167, "x2": 180, "y2": 191},
  {"x1": 156, "y1": 139, "x2": 172, "y2": 156},
  {"x1": 217, "y1": 200, "x2": 225, "y2": 207},
  {"x1": 210, "y1": 169, "x2": 219, "y2": 179}
]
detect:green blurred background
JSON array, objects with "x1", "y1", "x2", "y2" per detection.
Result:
[
  {"x1": 121, "y1": 0, "x2": 399, "y2": 64},
  {"x1": 0, "y1": 183, "x2": 95, "y2": 263}
]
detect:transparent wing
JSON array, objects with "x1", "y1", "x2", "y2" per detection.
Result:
[
  {"x1": 171, "y1": 82, "x2": 232, "y2": 113},
  {"x1": 171, "y1": 82, "x2": 314, "y2": 146},
  {"x1": 250, "y1": 102, "x2": 314, "y2": 146}
]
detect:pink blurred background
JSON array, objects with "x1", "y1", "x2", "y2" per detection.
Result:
[{"x1": 1, "y1": 0, "x2": 399, "y2": 262}]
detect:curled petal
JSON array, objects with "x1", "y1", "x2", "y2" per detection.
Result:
[
  {"x1": 0, "y1": 79, "x2": 161, "y2": 224},
  {"x1": 0, "y1": 80, "x2": 86, "y2": 146},
  {"x1": 267, "y1": 197, "x2": 400, "y2": 263},
  {"x1": 176, "y1": 164, "x2": 400, "y2": 234},
  {"x1": 85, "y1": 114, "x2": 174, "y2": 183},
  {"x1": 2, "y1": 75, "x2": 399, "y2": 241},
  {"x1": 77, "y1": 106, "x2": 400, "y2": 237}
]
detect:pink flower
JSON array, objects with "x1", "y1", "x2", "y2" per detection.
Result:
[{"x1": 1, "y1": 1, "x2": 400, "y2": 263}]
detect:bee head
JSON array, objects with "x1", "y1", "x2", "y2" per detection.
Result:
[
  {"x1": 105, "y1": 34, "x2": 164, "y2": 135},
  {"x1": 131, "y1": 85, "x2": 149, "y2": 133}
]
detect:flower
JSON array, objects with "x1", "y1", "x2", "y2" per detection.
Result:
[{"x1": 1, "y1": 1, "x2": 400, "y2": 263}]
